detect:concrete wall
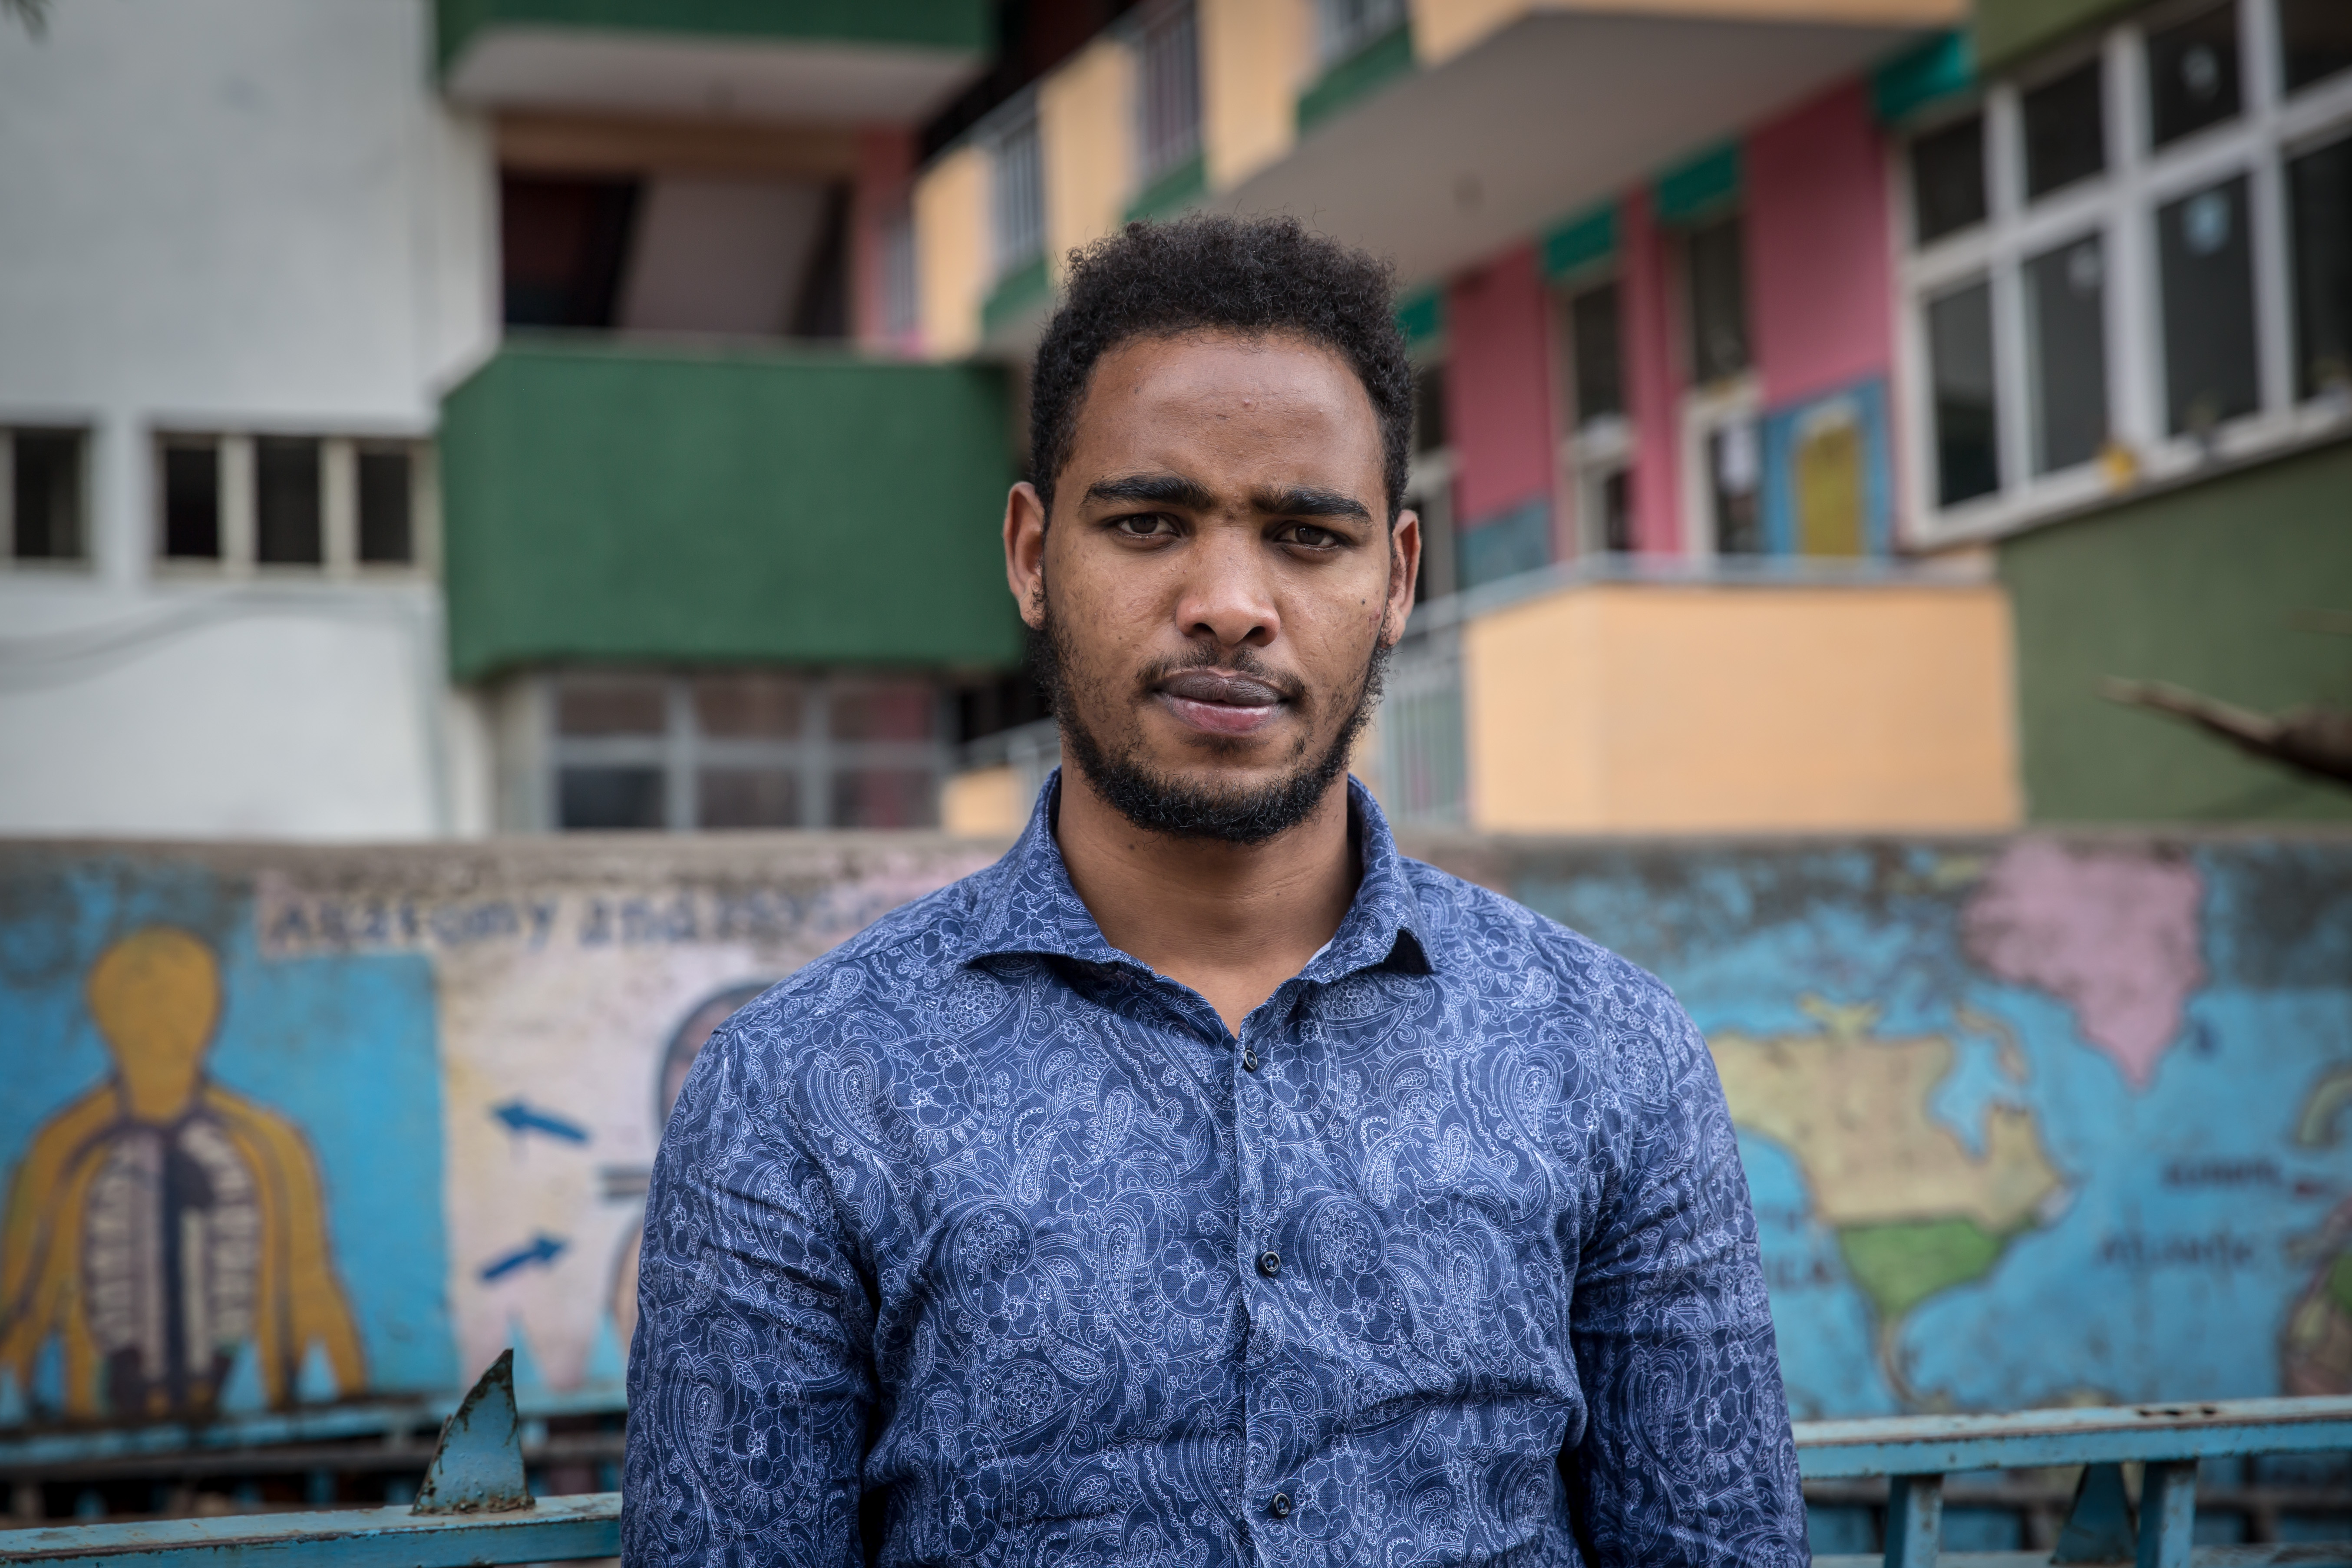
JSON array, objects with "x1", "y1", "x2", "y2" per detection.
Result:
[
  {"x1": 0, "y1": 0, "x2": 498, "y2": 839},
  {"x1": 2000, "y1": 438, "x2": 2352, "y2": 824},
  {"x1": 4, "y1": 824, "x2": 2343, "y2": 1429},
  {"x1": 1463, "y1": 578, "x2": 2022, "y2": 832}
]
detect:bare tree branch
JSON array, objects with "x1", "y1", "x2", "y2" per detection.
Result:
[
  {"x1": 2102, "y1": 678, "x2": 2352, "y2": 789},
  {"x1": 2, "y1": 0, "x2": 49, "y2": 38}
]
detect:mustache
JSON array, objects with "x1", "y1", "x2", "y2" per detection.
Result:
[{"x1": 1134, "y1": 645, "x2": 1308, "y2": 709}]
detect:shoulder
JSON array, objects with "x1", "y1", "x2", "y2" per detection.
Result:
[{"x1": 1399, "y1": 857, "x2": 1708, "y2": 1084}]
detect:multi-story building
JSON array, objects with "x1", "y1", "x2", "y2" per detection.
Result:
[
  {"x1": 4, "y1": 0, "x2": 2343, "y2": 842},
  {"x1": 923, "y1": 0, "x2": 2352, "y2": 832},
  {"x1": 0, "y1": 0, "x2": 1034, "y2": 838}
]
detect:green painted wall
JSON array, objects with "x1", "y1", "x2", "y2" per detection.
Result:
[
  {"x1": 1974, "y1": 0, "x2": 2137, "y2": 73},
  {"x1": 440, "y1": 339, "x2": 1024, "y2": 683},
  {"x1": 2001, "y1": 438, "x2": 2352, "y2": 822},
  {"x1": 435, "y1": 0, "x2": 991, "y2": 74}
]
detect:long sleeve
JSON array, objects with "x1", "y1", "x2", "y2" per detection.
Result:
[
  {"x1": 1561, "y1": 998, "x2": 1810, "y2": 1568},
  {"x1": 622, "y1": 1019, "x2": 876, "y2": 1567}
]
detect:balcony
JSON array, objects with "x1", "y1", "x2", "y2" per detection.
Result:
[
  {"x1": 437, "y1": 337, "x2": 1022, "y2": 683},
  {"x1": 435, "y1": 0, "x2": 991, "y2": 122}
]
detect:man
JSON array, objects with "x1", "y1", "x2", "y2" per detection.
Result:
[{"x1": 625, "y1": 216, "x2": 1807, "y2": 1567}]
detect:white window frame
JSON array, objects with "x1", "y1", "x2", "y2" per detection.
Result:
[
  {"x1": 1551, "y1": 271, "x2": 1638, "y2": 557},
  {"x1": 0, "y1": 422, "x2": 94, "y2": 571},
  {"x1": 1896, "y1": 0, "x2": 2352, "y2": 549},
  {"x1": 151, "y1": 430, "x2": 436, "y2": 580},
  {"x1": 536, "y1": 670, "x2": 950, "y2": 833}
]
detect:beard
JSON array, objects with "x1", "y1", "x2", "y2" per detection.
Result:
[{"x1": 1027, "y1": 586, "x2": 1391, "y2": 846}]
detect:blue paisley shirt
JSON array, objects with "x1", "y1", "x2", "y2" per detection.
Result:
[{"x1": 624, "y1": 776, "x2": 1807, "y2": 1568}]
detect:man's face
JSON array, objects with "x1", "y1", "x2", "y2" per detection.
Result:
[{"x1": 1005, "y1": 329, "x2": 1420, "y2": 842}]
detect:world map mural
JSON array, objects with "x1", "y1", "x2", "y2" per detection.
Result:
[{"x1": 0, "y1": 828, "x2": 2346, "y2": 1429}]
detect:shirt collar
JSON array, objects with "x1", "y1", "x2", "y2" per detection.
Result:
[{"x1": 958, "y1": 769, "x2": 1430, "y2": 984}]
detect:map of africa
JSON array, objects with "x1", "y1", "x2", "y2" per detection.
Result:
[{"x1": 1508, "y1": 835, "x2": 2352, "y2": 1417}]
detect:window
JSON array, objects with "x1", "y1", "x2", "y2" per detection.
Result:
[
  {"x1": 1709, "y1": 422, "x2": 1762, "y2": 555},
  {"x1": 545, "y1": 670, "x2": 946, "y2": 832},
  {"x1": 1899, "y1": 0, "x2": 2352, "y2": 538},
  {"x1": 2023, "y1": 60, "x2": 2106, "y2": 199},
  {"x1": 6, "y1": 427, "x2": 86, "y2": 564},
  {"x1": 1139, "y1": 1, "x2": 1202, "y2": 183},
  {"x1": 994, "y1": 110, "x2": 1044, "y2": 279},
  {"x1": 1405, "y1": 360, "x2": 1455, "y2": 598},
  {"x1": 1319, "y1": 0, "x2": 1407, "y2": 65},
  {"x1": 1911, "y1": 113, "x2": 1989, "y2": 243},
  {"x1": 154, "y1": 434, "x2": 427, "y2": 572},
  {"x1": 2025, "y1": 235, "x2": 2109, "y2": 473},
  {"x1": 1560, "y1": 280, "x2": 1636, "y2": 554},
  {"x1": 2291, "y1": 133, "x2": 2352, "y2": 399},
  {"x1": 1926, "y1": 281, "x2": 2001, "y2": 505},
  {"x1": 2281, "y1": 0, "x2": 2352, "y2": 93},
  {"x1": 2147, "y1": 3, "x2": 2241, "y2": 148},
  {"x1": 1685, "y1": 215, "x2": 1751, "y2": 384},
  {"x1": 501, "y1": 175, "x2": 639, "y2": 328}
]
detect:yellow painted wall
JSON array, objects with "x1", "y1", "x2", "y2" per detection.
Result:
[
  {"x1": 1041, "y1": 35, "x2": 1138, "y2": 277},
  {"x1": 1199, "y1": 0, "x2": 1314, "y2": 191},
  {"x1": 1462, "y1": 582, "x2": 2021, "y2": 833},
  {"x1": 913, "y1": 142, "x2": 989, "y2": 359},
  {"x1": 1411, "y1": 0, "x2": 1964, "y2": 67},
  {"x1": 941, "y1": 764, "x2": 1026, "y2": 837}
]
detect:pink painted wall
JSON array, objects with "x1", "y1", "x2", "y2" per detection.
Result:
[
  {"x1": 1619, "y1": 190, "x2": 1683, "y2": 554},
  {"x1": 851, "y1": 127, "x2": 917, "y2": 353},
  {"x1": 1747, "y1": 81, "x2": 1894, "y2": 405},
  {"x1": 1444, "y1": 244, "x2": 1556, "y2": 528}
]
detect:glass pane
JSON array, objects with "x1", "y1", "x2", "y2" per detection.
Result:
[
  {"x1": 162, "y1": 443, "x2": 220, "y2": 559},
  {"x1": 2159, "y1": 175, "x2": 2260, "y2": 435},
  {"x1": 1687, "y1": 216, "x2": 1750, "y2": 383},
  {"x1": 2282, "y1": 0, "x2": 2352, "y2": 93},
  {"x1": 2025, "y1": 235, "x2": 2110, "y2": 474},
  {"x1": 1710, "y1": 422, "x2": 1761, "y2": 555},
  {"x1": 831, "y1": 769, "x2": 936, "y2": 829},
  {"x1": 1910, "y1": 114, "x2": 1988, "y2": 244},
  {"x1": 1570, "y1": 283, "x2": 1625, "y2": 423},
  {"x1": 2292, "y1": 134, "x2": 2352, "y2": 400},
  {"x1": 11, "y1": 429, "x2": 83, "y2": 560},
  {"x1": 1412, "y1": 362, "x2": 1447, "y2": 455},
  {"x1": 558, "y1": 678, "x2": 666, "y2": 736},
  {"x1": 255, "y1": 437, "x2": 321, "y2": 565},
  {"x1": 357, "y1": 449, "x2": 412, "y2": 563},
  {"x1": 831, "y1": 682, "x2": 935, "y2": 742},
  {"x1": 2148, "y1": 3, "x2": 2241, "y2": 149},
  {"x1": 694, "y1": 673, "x2": 803, "y2": 738},
  {"x1": 697, "y1": 768, "x2": 800, "y2": 829},
  {"x1": 559, "y1": 766, "x2": 664, "y2": 830},
  {"x1": 1599, "y1": 469, "x2": 1634, "y2": 553},
  {"x1": 2024, "y1": 61, "x2": 2106, "y2": 200},
  {"x1": 1927, "y1": 281, "x2": 2002, "y2": 506}
]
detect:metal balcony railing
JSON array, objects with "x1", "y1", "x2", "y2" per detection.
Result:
[{"x1": 7, "y1": 1393, "x2": 2352, "y2": 1565}]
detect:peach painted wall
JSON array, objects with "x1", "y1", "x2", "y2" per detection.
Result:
[
  {"x1": 1461, "y1": 579, "x2": 2022, "y2": 832},
  {"x1": 1444, "y1": 243, "x2": 1556, "y2": 527},
  {"x1": 851, "y1": 127, "x2": 916, "y2": 352},
  {"x1": 1619, "y1": 190, "x2": 1684, "y2": 554},
  {"x1": 1747, "y1": 80, "x2": 1895, "y2": 405}
]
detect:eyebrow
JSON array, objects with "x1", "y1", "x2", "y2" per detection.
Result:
[{"x1": 1081, "y1": 472, "x2": 1374, "y2": 525}]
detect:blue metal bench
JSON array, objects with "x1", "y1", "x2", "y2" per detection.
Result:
[{"x1": 7, "y1": 1389, "x2": 2351, "y2": 1565}]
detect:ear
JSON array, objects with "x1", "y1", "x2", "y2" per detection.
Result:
[
  {"x1": 1383, "y1": 509, "x2": 1422, "y2": 647},
  {"x1": 1004, "y1": 481, "x2": 1049, "y2": 631}
]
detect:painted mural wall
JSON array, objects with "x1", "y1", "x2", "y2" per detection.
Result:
[{"x1": 1, "y1": 828, "x2": 2347, "y2": 1433}]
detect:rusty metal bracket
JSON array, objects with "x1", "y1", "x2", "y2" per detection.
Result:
[{"x1": 412, "y1": 1349, "x2": 534, "y2": 1515}]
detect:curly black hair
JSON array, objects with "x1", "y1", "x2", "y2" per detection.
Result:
[{"x1": 1029, "y1": 215, "x2": 1414, "y2": 526}]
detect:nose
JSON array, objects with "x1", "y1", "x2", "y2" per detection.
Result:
[{"x1": 1175, "y1": 528, "x2": 1278, "y2": 652}]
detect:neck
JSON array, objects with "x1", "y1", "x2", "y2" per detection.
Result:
[{"x1": 1053, "y1": 766, "x2": 1360, "y2": 1035}]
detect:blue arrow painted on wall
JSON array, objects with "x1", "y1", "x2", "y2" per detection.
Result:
[
  {"x1": 479, "y1": 1233, "x2": 568, "y2": 1283},
  {"x1": 490, "y1": 1099, "x2": 589, "y2": 1144}
]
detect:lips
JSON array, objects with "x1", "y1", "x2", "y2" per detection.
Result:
[{"x1": 1154, "y1": 668, "x2": 1290, "y2": 737}]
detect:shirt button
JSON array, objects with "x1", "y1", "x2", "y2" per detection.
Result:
[
  {"x1": 1241, "y1": 1049, "x2": 1259, "y2": 1072},
  {"x1": 1257, "y1": 1250, "x2": 1281, "y2": 1277},
  {"x1": 1269, "y1": 1492, "x2": 1293, "y2": 1519}
]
